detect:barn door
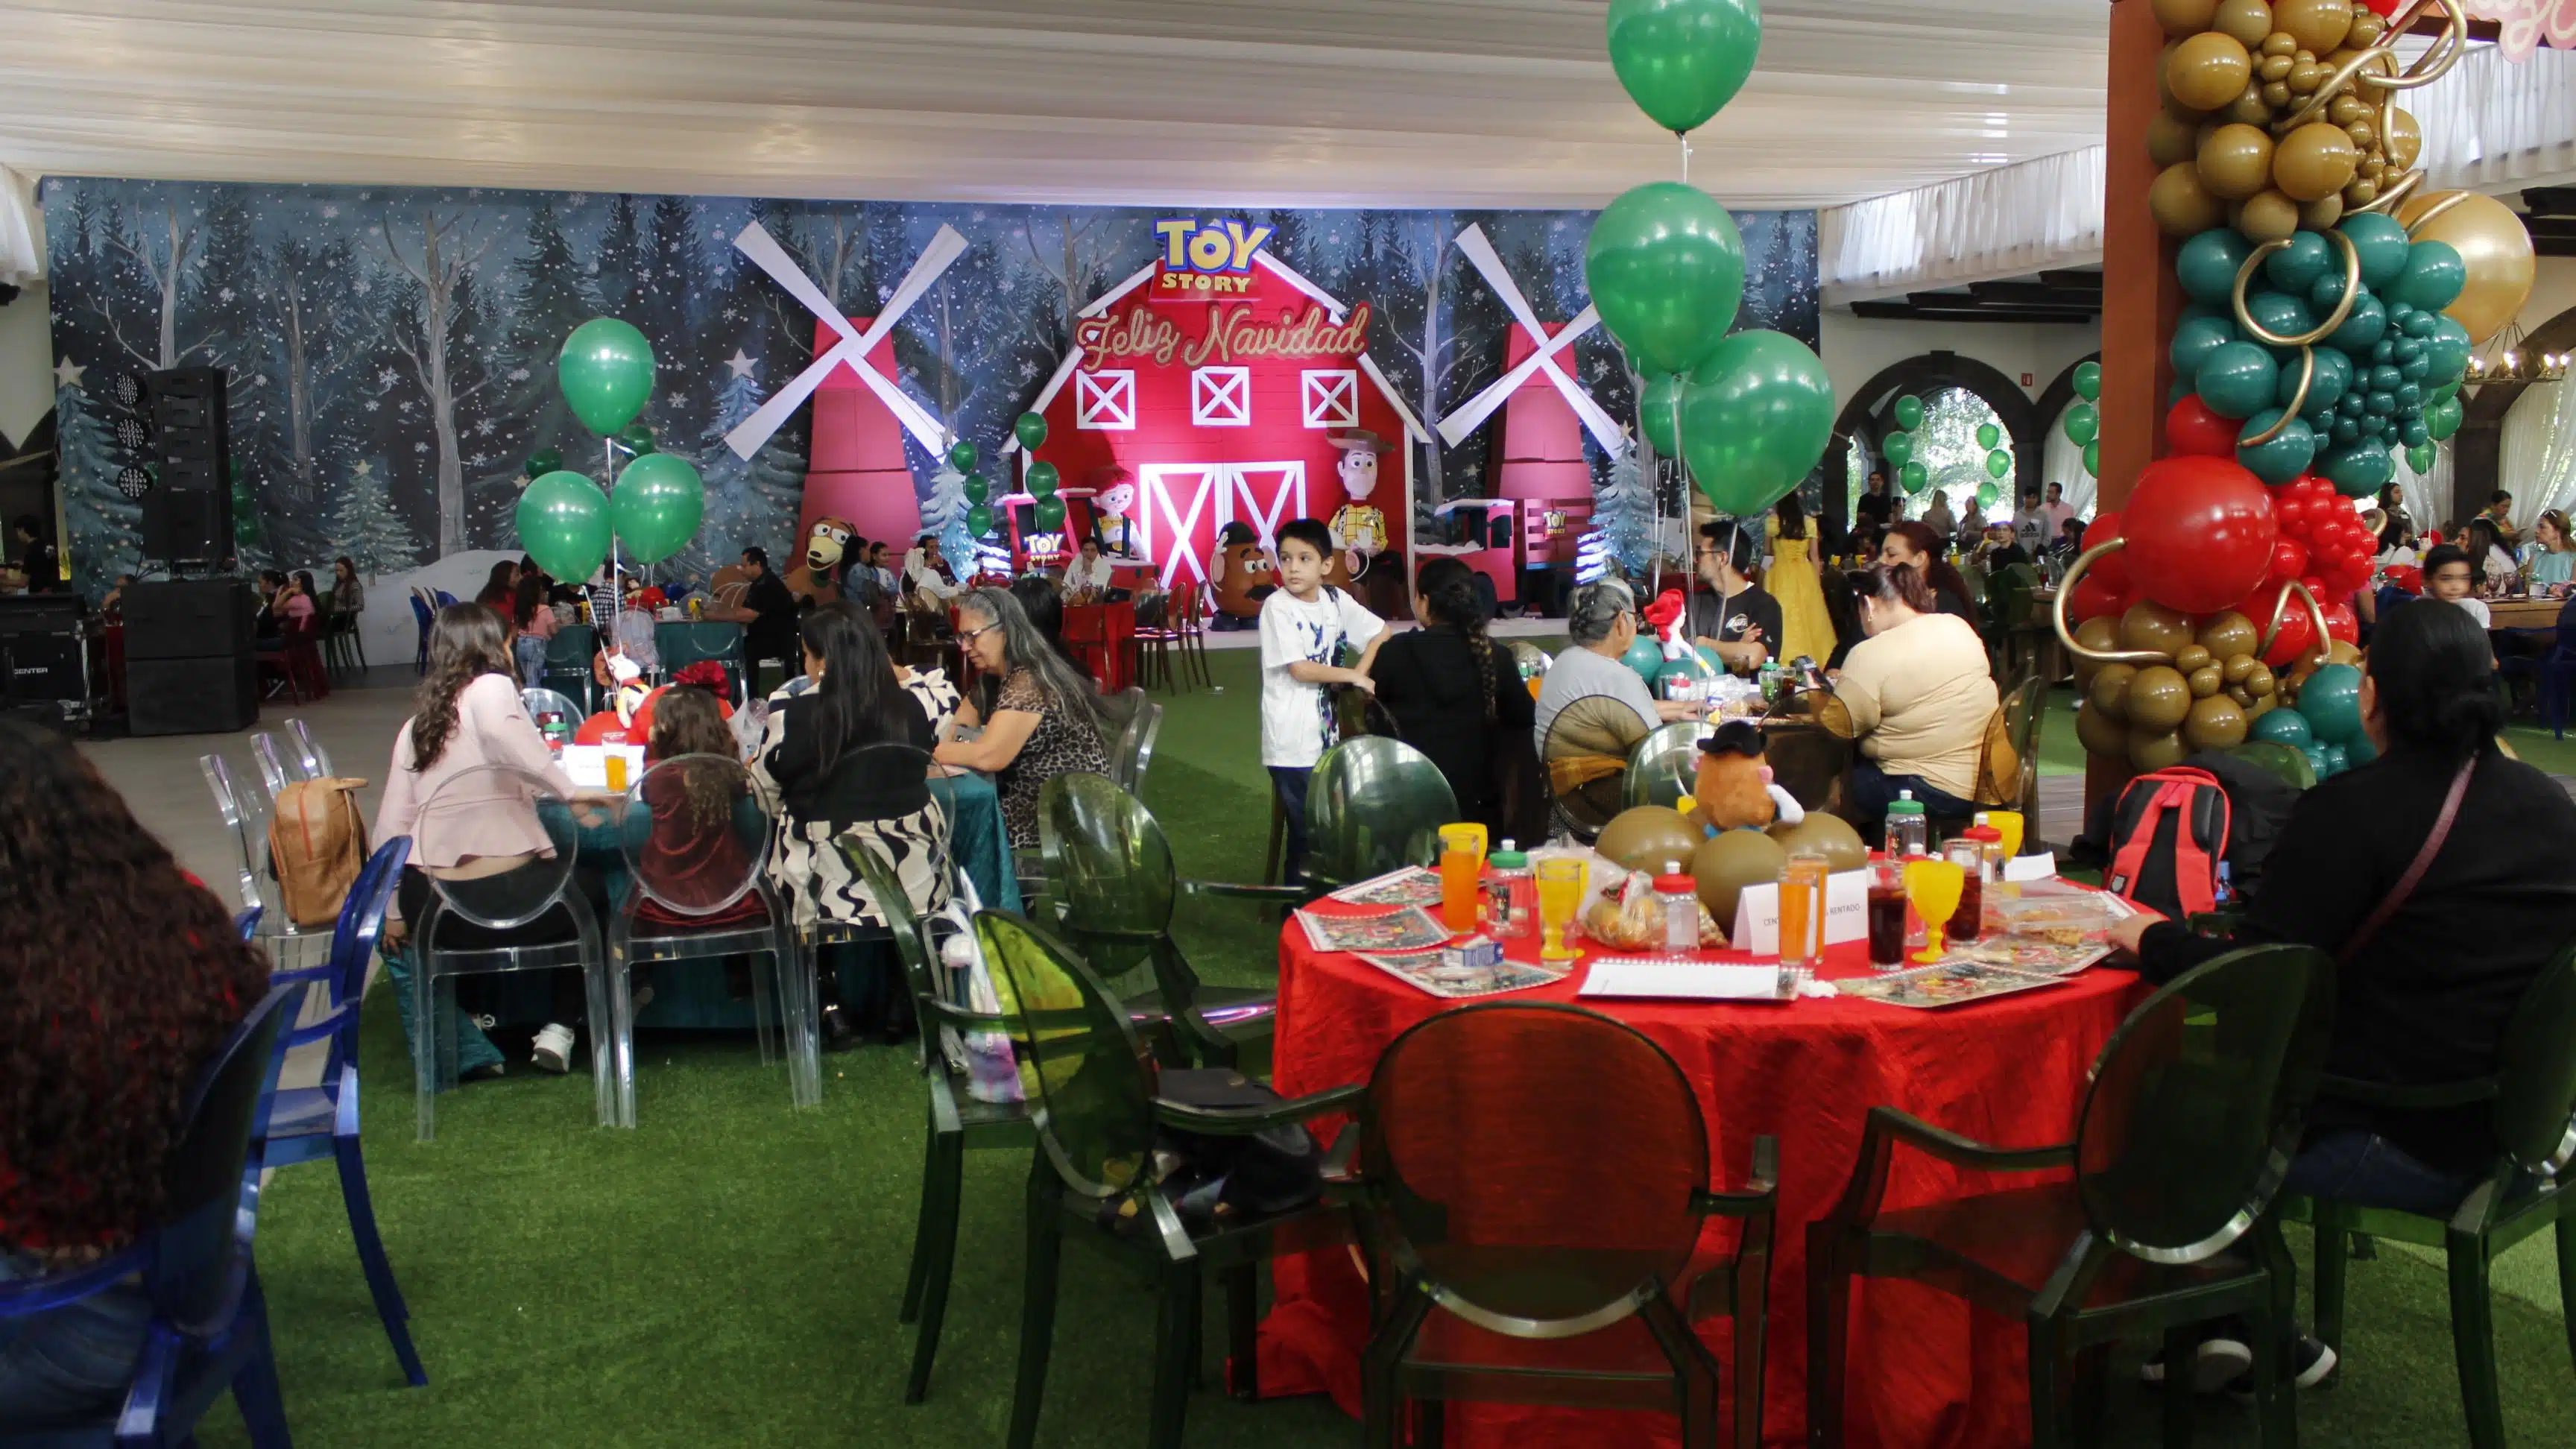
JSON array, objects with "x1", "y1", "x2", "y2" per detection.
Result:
[{"x1": 1137, "y1": 463, "x2": 1224, "y2": 589}]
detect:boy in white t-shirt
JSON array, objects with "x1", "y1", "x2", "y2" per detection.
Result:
[{"x1": 1260, "y1": 518, "x2": 1392, "y2": 882}]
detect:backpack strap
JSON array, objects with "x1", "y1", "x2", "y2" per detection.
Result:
[{"x1": 2337, "y1": 757, "x2": 2475, "y2": 967}]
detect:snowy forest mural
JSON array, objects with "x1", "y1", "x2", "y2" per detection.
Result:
[{"x1": 40, "y1": 178, "x2": 1816, "y2": 603}]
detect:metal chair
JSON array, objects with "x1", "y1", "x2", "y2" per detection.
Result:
[
  {"x1": 261, "y1": 837, "x2": 426, "y2": 1386},
  {"x1": 408, "y1": 763, "x2": 616, "y2": 1139},
  {"x1": 1623, "y1": 719, "x2": 1706, "y2": 812},
  {"x1": 1760, "y1": 689, "x2": 1857, "y2": 817},
  {"x1": 1989, "y1": 669, "x2": 2045, "y2": 825},
  {"x1": 1809, "y1": 944, "x2": 2337, "y2": 1449},
  {"x1": 1303, "y1": 736, "x2": 1460, "y2": 893},
  {"x1": 540, "y1": 623, "x2": 600, "y2": 713},
  {"x1": 609, "y1": 752, "x2": 809, "y2": 1115},
  {"x1": 0, "y1": 984, "x2": 297, "y2": 1449},
  {"x1": 2222, "y1": 740, "x2": 2317, "y2": 790}
]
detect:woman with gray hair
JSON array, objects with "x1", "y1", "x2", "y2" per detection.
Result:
[
  {"x1": 934, "y1": 587, "x2": 1117, "y2": 847},
  {"x1": 1532, "y1": 579, "x2": 1702, "y2": 752}
]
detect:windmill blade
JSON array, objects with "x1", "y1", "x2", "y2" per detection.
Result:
[
  {"x1": 724, "y1": 338, "x2": 860, "y2": 460},
  {"x1": 1449, "y1": 227, "x2": 1623, "y2": 452},
  {"x1": 724, "y1": 222, "x2": 967, "y2": 458},
  {"x1": 733, "y1": 222, "x2": 862, "y2": 347}
]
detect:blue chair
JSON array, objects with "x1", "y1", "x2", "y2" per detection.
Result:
[
  {"x1": 262, "y1": 838, "x2": 426, "y2": 1386},
  {"x1": 0, "y1": 983, "x2": 298, "y2": 1449},
  {"x1": 236, "y1": 907, "x2": 262, "y2": 942},
  {"x1": 432, "y1": 590, "x2": 458, "y2": 609},
  {"x1": 409, "y1": 592, "x2": 435, "y2": 675},
  {"x1": 2498, "y1": 596, "x2": 2576, "y2": 737}
]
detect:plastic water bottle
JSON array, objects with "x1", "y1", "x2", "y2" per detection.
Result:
[{"x1": 1884, "y1": 791, "x2": 1928, "y2": 860}]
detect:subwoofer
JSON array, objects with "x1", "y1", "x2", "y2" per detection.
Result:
[{"x1": 127, "y1": 654, "x2": 258, "y2": 736}]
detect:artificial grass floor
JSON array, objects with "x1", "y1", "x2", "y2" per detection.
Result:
[{"x1": 206, "y1": 648, "x2": 2573, "y2": 1449}]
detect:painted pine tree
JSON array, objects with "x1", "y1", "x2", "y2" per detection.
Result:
[
  {"x1": 702, "y1": 358, "x2": 806, "y2": 555},
  {"x1": 56, "y1": 379, "x2": 139, "y2": 599},
  {"x1": 922, "y1": 464, "x2": 971, "y2": 566},
  {"x1": 1594, "y1": 438, "x2": 1655, "y2": 576},
  {"x1": 326, "y1": 458, "x2": 422, "y2": 578}
]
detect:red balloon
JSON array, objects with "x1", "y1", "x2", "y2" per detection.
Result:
[
  {"x1": 2386, "y1": 564, "x2": 2422, "y2": 594},
  {"x1": 2335, "y1": 554, "x2": 2375, "y2": 593},
  {"x1": 2167, "y1": 394, "x2": 2241, "y2": 458},
  {"x1": 2300, "y1": 573, "x2": 2329, "y2": 599},
  {"x1": 2269, "y1": 537, "x2": 2309, "y2": 581},
  {"x1": 2065, "y1": 572, "x2": 2130, "y2": 625},
  {"x1": 2277, "y1": 495, "x2": 2312, "y2": 537},
  {"x1": 2241, "y1": 580, "x2": 2315, "y2": 666},
  {"x1": 2124, "y1": 455, "x2": 2280, "y2": 613},
  {"x1": 2320, "y1": 599, "x2": 2359, "y2": 645},
  {"x1": 2083, "y1": 511, "x2": 2130, "y2": 593}
]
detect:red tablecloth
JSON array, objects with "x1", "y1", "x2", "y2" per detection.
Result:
[
  {"x1": 1259, "y1": 906, "x2": 2148, "y2": 1449},
  {"x1": 1063, "y1": 600, "x2": 1137, "y2": 692}
]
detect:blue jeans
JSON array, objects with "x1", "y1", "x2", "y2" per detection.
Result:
[
  {"x1": 2286, "y1": 1128, "x2": 2479, "y2": 1217},
  {"x1": 1849, "y1": 763, "x2": 1976, "y2": 836},
  {"x1": 0, "y1": 1251, "x2": 150, "y2": 1427},
  {"x1": 1270, "y1": 766, "x2": 1313, "y2": 885},
  {"x1": 513, "y1": 634, "x2": 549, "y2": 686}
]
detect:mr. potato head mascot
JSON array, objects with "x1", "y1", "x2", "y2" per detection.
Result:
[
  {"x1": 782, "y1": 517, "x2": 855, "y2": 607},
  {"x1": 1325, "y1": 428, "x2": 1403, "y2": 616}
]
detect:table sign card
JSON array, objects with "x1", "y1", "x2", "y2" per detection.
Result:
[
  {"x1": 559, "y1": 744, "x2": 646, "y2": 792},
  {"x1": 1578, "y1": 959, "x2": 1787, "y2": 1001},
  {"x1": 1731, "y1": 869, "x2": 1868, "y2": 956},
  {"x1": 2003, "y1": 851, "x2": 2057, "y2": 883}
]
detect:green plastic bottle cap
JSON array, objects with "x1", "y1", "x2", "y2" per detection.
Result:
[
  {"x1": 1887, "y1": 796, "x2": 1926, "y2": 816},
  {"x1": 1489, "y1": 850, "x2": 1528, "y2": 869}
]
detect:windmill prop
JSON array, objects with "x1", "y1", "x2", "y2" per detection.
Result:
[
  {"x1": 1437, "y1": 224, "x2": 1622, "y2": 452},
  {"x1": 722, "y1": 221, "x2": 965, "y2": 460}
]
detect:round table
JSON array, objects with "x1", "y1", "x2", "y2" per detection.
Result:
[{"x1": 1257, "y1": 907, "x2": 2148, "y2": 1449}]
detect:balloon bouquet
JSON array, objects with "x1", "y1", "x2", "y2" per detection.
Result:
[
  {"x1": 2059, "y1": 0, "x2": 2533, "y2": 783},
  {"x1": 516, "y1": 317, "x2": 708, "y2": 584},
  {"x1": 955, "y1": 413, "x2": 1058, "y2": 552}
]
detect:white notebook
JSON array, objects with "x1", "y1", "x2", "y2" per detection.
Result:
[{"x1": 1577, "y1": 959, "x2": 1786, "y2": 1001}]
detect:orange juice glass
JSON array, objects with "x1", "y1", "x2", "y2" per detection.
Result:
[
  {"x1": 1779, "y1": 850, "x2": 1828, "y2": 968},
  {"x1": 1437, "y1": 824, "x2": 1486, "y2": 933},
  {"x1": 604, "y1": 751, "x2": 630, "y2": 793}
]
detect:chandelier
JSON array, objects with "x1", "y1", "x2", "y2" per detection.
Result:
[{"x1": 2464, "y1": 321, "x2": 2570, "y2": 385}]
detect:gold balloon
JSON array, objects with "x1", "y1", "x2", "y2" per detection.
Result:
[
  {"x1": 2258, "y1": 52, "x2": 2294, "y2": 81},
  {"x1": 2384, "y1": 107, "x2": 2421, "y2": 169},
  {"x1": 2227, "y1": 83, "x2": 2276, "y2": 126},
  {"x1": 2152, "y1": 161, "x2": 2230, "y2": 236},
  {"x1": 2347, "y1": 10, "x2": 2384, "y2": 44},
  {"x1": 1767, "y1": 812, "x2": 1868, "y2": 874},
  {"x1": 2326, "y1": 640, "x2": 2364, "y2": 666},
  {"x1": 1596, "y1": 805, "x2": 1705, "y2": 874},
  {"x1": 2214, "y1": 0, "x2": 2276, "y2": 48},
  {"x1": 2222, "y1": 652, "x2": 2258, "y2": 685},
  {"x1": 2197, "y1": 610, "x2": 2260, "y2": 660},
  {"x1": 2077, "y1": 701, "x2": 2131, "y2": 759},
  {"x1": 2127, "y1": 666, "x2": 2194, "y2": 732},
  {"x1": 2174, "y1": 644, "x2": 2214, "y2": 674},
  {"x1": 2262, "y1": 80, "x2": 2294, "y2": 109},
  {"x1": 2197, "y1": 123, "x2": 2276, "y2": 201},
  {"x1": 2262, "y1": 30, "x2": 2299, "y2": 56},
  {"x1": 2154, "y1": 0, "x2": 2222, "y2": 35},
  {"x1": 2091, "y1": 664, "x2": 2139, "y2": 722},
  {"x1": 2328, "y1": 94, "x2": 2369, "y2": 127},
  {"x1": 2188, "y1": 664, "x2": 2225, "y2": 698},
  {"x1": 2169, "y1": 31, "x2": 2255, "y2": 113},
  {"x1": 2396, "y1": 190, "x2": 2538, "y2": 346},
  {"x1": 2343, "y1": 177, "x2": 2379, "y2": 208},
  {"x1": 2184, "y1": 694, "x2": 2251, "y2": 751},
  {"x1": 2130, "y1": 728, "x2": 2191, "y2": 773},
  {"x1": 1690, "y1": 830, "x2": 1787, "y2": 926},
  {"x1": 2247, "y1": 662, "x2": 2277, "y2": 696},
  {"x1": 2073, "y1": 616, "x2": 2126, "y2": 689},
  {"x1": 2286, "y1": 59, "x2": 2326, "y2": 94},
  {"x1": 2147, "y1": 113, "x2": 2200, "y2": 169},
  {"x1": 2274, "y1": 0, "x2": 2354, "y2": 53},
  {"x1": 2233, "y1": 189, "x2": 2302, "y2": 242},
  {"x1": 2300, "y1": 194, "x2": 2346, "y2": 230},
  {"x1": 2229, "y1": 684, "x2": 2257, "y2": 707},
  {"x1": 2121, "y1": 601, "x2": 2197, "y2": 659},
  {"x1": 2273, "y1": 121, "x2": 2359, "y2": 202}
]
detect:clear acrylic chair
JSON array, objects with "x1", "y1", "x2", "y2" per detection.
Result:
[
  {"x1": 285, "y1": 717, "x2": 334, "y2": 778},
  {"x1": 201, "y1": 751, "x2": 330, "y2": 974},
  {"x1": 409, "y1": 763, "x2": 616, "y2": 1139},
  {"x1": 1623, "y1": 720, "x2": 1707, "y2": 812},
  {"x1": 610, "y1": 752, "x2": 809, "y2": 1114}
]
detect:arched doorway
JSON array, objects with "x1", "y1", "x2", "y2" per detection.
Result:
[{"x1": 1825, "y1": 350, "x2": 2039, "y2": 546}]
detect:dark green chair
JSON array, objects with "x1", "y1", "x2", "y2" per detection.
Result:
[
  {"x1": 1986, "y1": 562, "x2": 2048, "y2": 680},
  {"x1": 1304, "y1": 736, "x2": 1459, "y2": 892},
  {"x1": 1623, "y1": 721, "x2": 1704, "y2": 812},
  {"x1": 2296, "y1": 941, "x2": 2576, "y2": 1449},
  {"x1": 2223, "y1": 740, "x2": 2317, "y2": 790},
  {"x1": 1348, "y1": 1003, "x2": 1777, "y2": 1449},
  {"x1": 974, "y1": 909, "x2": 1363, "y2": 1449},
  {"x1": 656, "y1": 619, "x2": 749, "y2": 700},
  {"x1": 539, "y1": 622, "x2": 599, "y2": 712},
  {"x1": 1036, "y1": 771, "x2": 1289, "y2": 1067},
  {"x1": 1809, "y1": 944, "x2": 2336, "y2": 1449}
]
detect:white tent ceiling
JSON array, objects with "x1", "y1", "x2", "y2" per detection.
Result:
[{"x1": 0, "y1": 0, "x2": 2107, "y2": 210}]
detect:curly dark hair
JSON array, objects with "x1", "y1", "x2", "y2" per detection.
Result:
[
  {"x1": 0, "y1": 722, "x2": 269, "y2": 1251},
  {"x1": 413, "y1": 603, "x2": 515, "y2": 768}
]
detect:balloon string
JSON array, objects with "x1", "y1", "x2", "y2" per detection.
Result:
[
  {"x1": 1679, "y1": 134, "x2": 1691, "y2": 185},
  {"x1": 1670, "y1": 384, "x2": 1693, "y2": 641},
  {"x1": 605, "y1": 438, "x2": 620, "y2": 587}
]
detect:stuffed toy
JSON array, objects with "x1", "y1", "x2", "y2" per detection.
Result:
[
  {"x1": 1640, "y1": 587, "x2": 1690, "y2": 663},
  {"x1": 782, "y1": 516, "x2": 855, "y2": 606},
  {"x1": 1689, "y1": 720, "x2": 1805, "y2": 834}
]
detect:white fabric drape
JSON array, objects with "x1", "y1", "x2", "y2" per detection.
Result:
[
  {"x1": 2041, "y1": 400, "x2": 2097, "y2": 520},
  {"x1": 1819, "y1": 148, "x2": 2106, "y2": 306},
  {"x1": 2412, "y1": 43, "x2": 2576, "y2": 195},
  {"x1": 0, "y1": 168, "x2": 41, "y2": 288},
  {"x1": 2498, "y1": 383, "x2": 2576, "y2": 532},
  {"x1": 2392, "y1": 443, "x2": 2450, "y2": 538}
]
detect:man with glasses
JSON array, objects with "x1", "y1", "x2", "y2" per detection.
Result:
[
  {"x1": 1532, "y1": 580, "x2": 1704, "y2": 753},
  {"x1": 1685, "y1": 521, "x2": 1780, "y2": 675}
]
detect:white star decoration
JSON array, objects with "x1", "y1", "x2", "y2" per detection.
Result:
[
  {"x1": 723, "y1": 349, "x2": 757, "y2": 379},
  {"x1": 52, "y1": 357, "x2": 84, "y2": 389}
]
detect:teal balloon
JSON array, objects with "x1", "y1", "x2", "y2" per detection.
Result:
[
  {"x1": 1640, "y1": 372, "x2": 1686, "y2": 455},
  {"x1": 1013, "y1": 411, "x2": 1048, "y2": 451},
  {"x1": 1604, "y1": 0, "x2": 1762, "y2": 135},
  {"x1": 2318, "y1": 443, "x2": 2395, "y2": 497},
  {"x1": 1900, "y1": 460, "x2": 1929, "y2": 494},
  {"x1": 947, "y1": 440, "x2": 979, "y2": 473},
  {"x1": 1026, "y1": 461, "x2": 1060, "y2": 497},
  {"x1": 2302, "y1": 742, "x2": 2333, "y2": 777},
  {"x1": 1033, "y1": 496, "x2": 1067, "y2": 532},
  {"x1": 1893, "y1": 394, "x2": 1925, "y2": 431},
  {"x1": 2264, "y1": 231, "x2": 2334, "y2": 294},
  {"x1": 2244, "y1": 291, "x2": 2317, "y2": 356},
  {"x1": 961, "y1": 473, "x2": 990, "y2": 508},
  {"x1": 1621, "y1": 639, "x2": 1667, "y2": 683},
  {"x1": 617, "y1": 420, "x2": 655, "y2": 456},
  {"x1": 2178, "y1": 228, "x2": 2255, "y2": 306},
  {"x1": 2236, "y1": 409, "x2": 2317, "y2": 485},
  {"x1": 2248, "y1": 707, "x2": 2313, "y2": 748},
  {"x1": 2325, "y1": 742, "x2": 2350, "y2": 777},
  {"x1": 2197, "y1": 341, "x2": 2279, "y2": 420},
  {"x1": 1881, "y1": 430, "x2": 1914, "y2": 468},
  {"x1": 2171, "y1": 315, "x2": 2238, "y2": 380},
  {"x1": 516, "y1": 470, "x2": 612, "y2": 584},
  {"x1": 1985, "y1": 449, "x2": 2012, "y2": 480},
  {"x1": 2422, "y1": 315, "x2": 2472, "y2": 387},
  {"x1": 2062, "y1": 402, "x2": 2099, "y2": 446},
  {"x1": 609, "y1": 452, "x2": 704, "y2": 565},
  {"x1": 1585, "y1": 183, "x2": 1746, "y2": 376},
  {"x1": 2083, "y1": 441, "x2": 2100, "y2": 476},
  {"x1": 1676, "y1": 329, "x2": 1835, "y2": 516},
  {"x1": 2073, "y1": 360, "x2": 2102, "y2": 401},
  {"x1": 2346, "y1": 732, "x2": 2377, "y2": 767},
  {"x1": 2325, "y1": 291, "x2": 2387, "y2": 356},
  {"x1": 965, "y1": 504, "x2": 995, "y2": 538},
  {"x1": 524, "y1": 449, "x2": 562, "y2": 479},
  {"x1": 556, "y1": 318, "x2": 656, "y2": 435},
  {"x1": 2425, "y1": 394, "x2": 2463, "y2": 441},
  {"x1": 2340, "y1": 213, "x2": 2413, "y2": 291},
  {"x1": 1975, "y1": 422, "x2": 2001, "y2": 451},
  {"x1": 2300, "y1": 347, "x2": 2352, "y2": 408},
  {"x1": 2406, "y1": 443, "x2": 2437, "y2": 473},
  {"x1": 2299, "y1": 663, "x2": 2367, "y2": 745}
]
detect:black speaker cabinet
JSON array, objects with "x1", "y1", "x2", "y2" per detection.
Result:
[
  {"x1": 128, "y1": 654, "x2": 257, "y2": 736},
  {"x1": 142, "y1": 367, "x2": 233, "y2": 570},
  {"x1": 124, "y1": 580, "x2": 256, "y2": 660},
  {"x1": 0, "y1": 596, "x2": 87, "y2": 703}
]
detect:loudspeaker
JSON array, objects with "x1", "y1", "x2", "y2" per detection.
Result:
[
  {"x1": 124, "y1": 579, "x2": 256, "y2": 660},
  {"x1": 142, "y1": 367, "x2": 233, "y2": 571},
  {"x1": 129, "y1": 654, "x2": 257, "y2": 736},
  {"x1": 0, "y1": 596, "x2": 87, "y2": 704}
]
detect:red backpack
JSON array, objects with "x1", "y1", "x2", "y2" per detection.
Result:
[{"x1": 2103, "y1": 767, "x2": 2232, "y2": 920}]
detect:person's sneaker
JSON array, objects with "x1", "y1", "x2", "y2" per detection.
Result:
[
  {"x1": 2227, "y1": 1336, "x2": 2337, "y2": 1395},
  {"x1": 531, "y1": 1022, "x2": 578, "y2": 1073},
  {"x1": 2139, "y1": 1337, "x2": 2253, "y2": 1393}
]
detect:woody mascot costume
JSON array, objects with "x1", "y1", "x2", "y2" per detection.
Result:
[{"x1": 1325, "y1": 429, "x2": 1405, "y2": 618}]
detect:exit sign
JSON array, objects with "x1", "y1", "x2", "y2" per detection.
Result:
[{"x1": 2021, "y1": 372, "x2": 2035, "y2": 386}]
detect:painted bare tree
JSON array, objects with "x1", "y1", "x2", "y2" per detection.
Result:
[
  {"x1": 376, "y1": 209, "x2": 498, "y2": 555},
  {"x1": 1009, "y1": 211, "x2": 1142, "y2": 375},
  {"x1": 1378, "y1": 215, "x2": 1491, "y2": 508},
  {"x1": 92, "y1": 203, "x2": 216, "y2": 370},
  {"x1": 262, "y1": 238, "x2": 355, "y2": 503}
]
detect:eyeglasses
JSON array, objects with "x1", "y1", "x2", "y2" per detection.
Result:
[{"x1": 957, "y1": 622, "x2": 999, "y2": 645}]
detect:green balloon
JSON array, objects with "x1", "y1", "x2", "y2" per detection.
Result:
[
  {"x1": 1676, "y1": 329, "x2": 1834, "y2": 516},
  {"x1": 2177, "y1": 228, "x2": 2257, "y2": 306},
  {"x1": 962, "y1": 473, "x2": 990, "y2": 508},
  {"x1": 1640, "y1": 372, "x2": 1686, "y2": 456},
  {"x1": 2264, "y1": 231, "x2": 2334, "y2": 295},
  {"x1": 1977, "y1": 482, "x2": 2001, "y2": 509},
  {"x1": 2073, "y1": 360, "x2": 2103, "y2": 402},
  {"x1": 1893, "y1": 394, "x2": 1925, "y2": 432},
  {"x1": 2062, "y1": 402, "x2": 2099, "y2": 446},
  {"x1": 1621, "y1": 638, "x2": 1666, "y2": 682},
  {"x1": 610, "y1": 452, "x2": 704, "y2": 565},
  {"x1": 965, "y1": 504, "x2": 995, "y2": 538},
  {"x1": 1979, "y1": 449, "x2": 2007, "y2": 479},
  {"x1": 1900, "y1": 460, "x2": 1930, "y2": 494},
  {"x1": 2196, "y1": 341, "x2": 2280, "y2": 420},
  {"x1": 2425, "y1": 394, "x2": 2463, "y2": 441},
  {"x1": 1026, "y1": 461, "x2": 1060, "y2": 497},
  {"x1": 2406, "y1": 443, "x2": 2437, "y2": 473},
  {"x1": 1975, "y1": 422, "x2": 2001, "y2": 450},
  {"x1": 2422, "y1": 315, "x2": 2472, "y2": 388},
  {"x1": 524, "y1": 449, "x2": 562, "y2": 479},
  {"x1": 2339, "y1": 213, "x2": 2414, "y2": 291},
  {"x1": 2248, "y1": 707, "x2": 2311, "y2": 748},
  {"x1": 1881, "y1": 430, "x2": 1914, "y2": 468},
  {"x1": 2298, "y1": 663, "x2": 2367, "y2": 745},
  {"x1": 557, "y1": 318, "x2": 656, "y2": 436},
  {"x1": 947, "y1": 440, "x2": 979, "y2": 473},
  {"x1": 1013, "y1": 411, "x2": 1048, "y2": 452},
  {"x1": 2083, "y1": 441, "x2": 2100, "y2": 476},
  {"x1": 1033, "y1": 496, "x2": 1067, "y2": 532},
  {"x1": 2318, "y1": 442, "x2": 2396, "y2": 496},
  {"x1": 2171, "y1": 315, "x2": 2239, "y2": 381},
  {"x1": 516, "y1": 470, "x2": 612, "y2": 583},
  {"x1": 617, "y1": 420, "x2": 655, "y2": 456},
  {"x1": 2235, "y1": 408, "x2": 2316, "y2": 485},
  {"x1": 1604, "y1": 0, "x2": 1762, "y2": 135},
  {"x1": 1585, "y1": 182, "x2": 1746, "y2": 376},
  {"x1": 2390, "y1": 240, "x2": 2466, "y2": 314}
]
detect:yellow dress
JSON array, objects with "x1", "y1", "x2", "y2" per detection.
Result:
[{"x1": 1766, "y1": 534, "x2": 1835, "y2": 668}]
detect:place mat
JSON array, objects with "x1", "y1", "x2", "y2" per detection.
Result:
[
  {"x1": 1327, "y1": 866, "x2": 1445, "y2": 909},
  {"x1": 1834, "y1": 960, "x2": 2071, "y2": 1010},
  {"x1": 1294, "y1": 906, "x2": 1450, "y2": 955},
  {"x1": 1355, "y1": 947, "x2": 1565, "y2": 1000}
]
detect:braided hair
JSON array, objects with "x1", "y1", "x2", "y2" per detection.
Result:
[{"x1": 1415, "y1": 557, "x2": 1497, "y2": 718}]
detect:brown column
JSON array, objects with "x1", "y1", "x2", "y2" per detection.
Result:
[{"x1": 2454, "y1": 422, "x2": 2500, "y2": 530}]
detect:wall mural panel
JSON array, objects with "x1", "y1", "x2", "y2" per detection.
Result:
[{"x1": 40, "y1": 178, "x2": 1816, "y2": 607}]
